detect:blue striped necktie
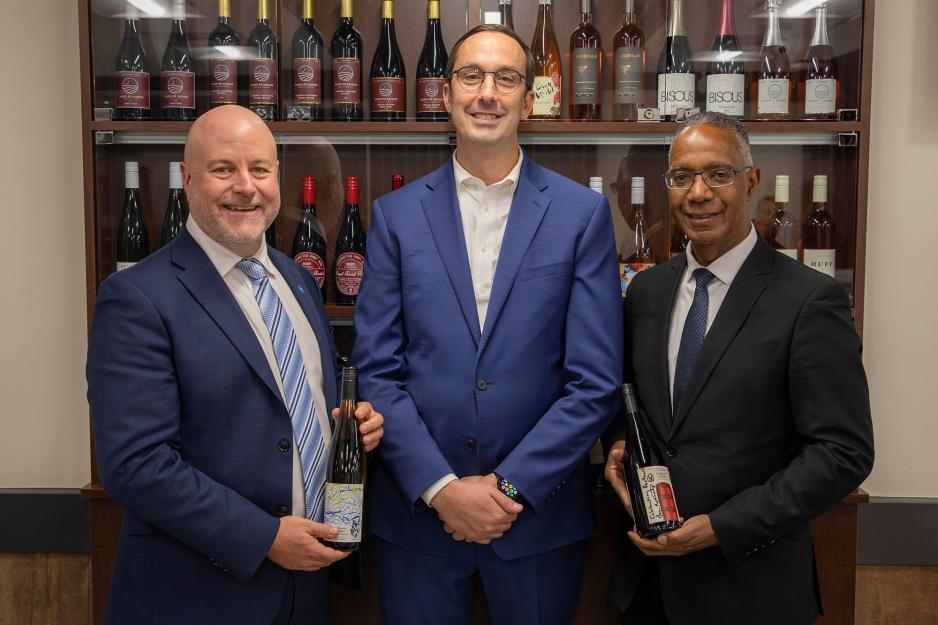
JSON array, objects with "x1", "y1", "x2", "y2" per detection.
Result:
[
  {"x1": 672, "y1": 268, "x2": 715, "y2": 417},
  {"x1": 236, "y1": 258, "x2": 327, "y2": 521}
]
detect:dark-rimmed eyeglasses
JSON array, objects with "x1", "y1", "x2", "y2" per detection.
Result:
[
  {"x1": 663, "y1": 167, "x2": 752, "y2": 190},
  {"x1": 451, "y1": 66, "x2": 526, "y2": 94}
]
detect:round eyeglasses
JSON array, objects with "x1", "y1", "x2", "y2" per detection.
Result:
[
  {"x1": 663, "y1": 167, "x2": 752, "y2": 190},
  {"x1": 451, "y1": 66, "x2": 526, "y2": 95}
]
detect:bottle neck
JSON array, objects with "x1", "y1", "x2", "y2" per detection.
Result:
[
  {"x1": 579, "y1": 0, "x2": 591, "y2": 21},
  {"x1": 667, "y1": 0, "x2": 686, "y2": 38},
  {"x1": 717, "y1": 0, "x2": 736, "y2": 36},
  {"x1": 810, "y1": 5, "x2": 830, "y2": 47},
  {"x1": 428, "y1": 0, "x2": 439, "y2": 21},
  {"x1": 623, "y1": 0, "x2": 636, "y2": 25},
  {"x1": 340, "y1": 375, "x2": 357, "y2": 407},
  {"x1": 123, "y1": 18, "x2": 140, "y2": 37},
  {"x1": 763, "y1": 4, "x2": 784, "y2": 47},
  {"x1": 536, "y1": 1, "x2": 554, "y2": 30}
]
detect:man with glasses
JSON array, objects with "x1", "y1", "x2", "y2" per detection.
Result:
[
  {"x1": 604, "y1": 112, "x2": 874, "y2": 625},
  {"x1": 352, "y1": 24, "x2": 622, "y2": 625}
]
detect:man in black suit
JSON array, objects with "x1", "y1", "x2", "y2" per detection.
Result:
[{"x1": 605, "y1": 112, "x2": 874, "y2": 625}]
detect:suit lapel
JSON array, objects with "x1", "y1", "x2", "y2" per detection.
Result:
[
  {"x1": 421, "y1": 163, "x2": 482, "y2": 347},
  {"x1": 652, "y1": 256, "x2": 685, "y2": 442},
  {"x1": 669, "y1": 239, "x2": 774, "y2": 437},
  {"x1": 478, "y1": 158, "x2": 550, "y2": 354},
  {"x1": 171, "y1": 229, "x2": 282, "y2": 402}
]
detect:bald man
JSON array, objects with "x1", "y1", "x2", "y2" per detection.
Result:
[{"x1": 87, "y1": 106, "x2": 383, "y2": 625}]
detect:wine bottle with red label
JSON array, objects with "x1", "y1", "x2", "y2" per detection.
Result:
[
  {"x1": 161, "y1": 0, "x2": 196, "y2": 120},
  {"x1": 292, "y1": 0, "x2": 324, "y2": 120},
  {"x1": 114, "y1": 5, "x2": 151, "y2": 121},
  {"x1": 334, "y1": 177, "x2": 366, "y2": 305},
  {"x1": 370, "y1": 1, "x2": 405, "y2": 121},
  {"x1": 208, "y1": 0, "x2": 240, "y2": 108},
  {"x1": 293, "y1": 176, "x2": 327, "y2": 301},
  {"x1": 621, "y1": 383, "x2": 682, "y2": 538},
  {"x1": 332, "y1": 0, "x2": 363, "y2": 121},
  {"x1": 416, "y1": 1, "x2": 448, "y2": 121},
  {"x1": 248, "y1": 0, "x2": 279, "y2": 120}
]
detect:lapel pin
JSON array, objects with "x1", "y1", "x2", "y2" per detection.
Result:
[{"x1": 297, "y1": 284, "x2": 305, "y2": 293}]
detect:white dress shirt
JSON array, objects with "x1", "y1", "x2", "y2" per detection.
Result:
[
  {"x1": 668, "y1": 224, "x2": 758, "y2": 407},
  {"x1": 420, "y1": 149, "x2": 524, "y2": 506},
  {"x1": 187, "y1": 218, "x2": 332, "y2": 517}
]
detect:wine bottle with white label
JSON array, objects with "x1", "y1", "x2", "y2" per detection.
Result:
[
  {"x1": 612, "y1": 0, "x2": 644, "y2": 121},
  {"x1": 767, "y1": 174, "x2": 798, "y2": 258},
  {"x1": 803, "y1": 175, "x2": 836, "y2": 277},
  {"x1": 657, "y1": 0, "x2": 695, "y2": 121},
  {"x1": 530, "y1": 0, "x2": 562, "y2": 120},
  {"x1": 322, "y1": 366, "x2": 366, "y2": 552},
  {"x1": 705, "y1": 0, "x2": 744, "y2": 119},
  {"x1": 801, "y1": 1, "x2": 839, "y2": 120},
  {"x1": 751, "y1": 0, "x2": 791, "y2": 120},
  {"x1": 247, "y1": 0, "x2": 279, "y2": 120},
  {"x1": 117, "y1": 161, "x2": 149, "y2": 271},
  {"x1": 114, "y1": 5, "x2": 151, "y2": 120},
  {"x1": 621, "y1": 383, "x2": 681, "y2": 538},
  {"x1": 160, "y1": 162, "x2": 188, "y2": 246}
]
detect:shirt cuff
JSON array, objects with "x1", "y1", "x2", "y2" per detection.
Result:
[{"x1": 421, "y1": 473, "x2": 458, "y2": 507}]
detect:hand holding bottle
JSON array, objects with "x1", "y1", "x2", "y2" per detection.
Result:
[
  {"x1": 627, "y1": 514, "x2": 718, "y2": 557},
  {"x1": 604, "y1": 440, "x2": 633, "y2": 519},
  {"x1": 330, "y1": 400, "x2": 384, "y2": 453},
  {"x1": 267, "y1": 515, "x2": 350, "y2": 571},
  {"x1": 432, "y1": 474, "x2": 522, "y2": 543}
]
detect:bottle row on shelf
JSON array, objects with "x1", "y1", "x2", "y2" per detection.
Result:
[{"x1": 111, "y1": 0, "x2": 849, "y2": 123}]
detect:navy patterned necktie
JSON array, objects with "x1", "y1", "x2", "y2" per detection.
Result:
[
  {"x1": 672, "y1": 268, "x2": 716, "y2": 416},
  {"x1": 236, "y1": 258, "x2": 328, "y2": 521}
]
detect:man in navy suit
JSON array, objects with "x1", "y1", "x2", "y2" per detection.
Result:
[
  {"x1": 87, "y1": 105, "x2": 384, "y2": 625},
  {"x1": 352, "y1": 25, "x2": 623, "y2": 625}
]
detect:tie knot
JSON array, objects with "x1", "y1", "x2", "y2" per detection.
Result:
[
  {"x1": 693, "y1": 268, "x2": 715, "y2": 289},
  {"x1": 236, "y1": 258, "x2": 267, "y2": 282}
]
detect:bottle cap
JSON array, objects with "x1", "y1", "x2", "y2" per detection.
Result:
[
  {"x1": 345, "y1": 176, "x2": 360, "y2": 204},
  {"x1": 169, "y1": 162, "x2": 183, "y2": 189},
  {"x1": 125, "y1": 161, "x2": 139, "y2": 189},
  {"x1": 774, "y1": 175, "x2": 789, "y2": 203},
  {"x1": 813, "y1": 175, "x2": 828, "y2": 203},
  {"x1": 631, "y1": 177, "x2": 645, "y2": 204},
  {"x1": 303, "y1": 176, "x2": 316, "y2": 204},
  {"x1": 589, "y1": 177, "x2": 603, "y2": 194}
]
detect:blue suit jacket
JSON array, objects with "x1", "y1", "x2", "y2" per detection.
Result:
[
  {"x1": 352, "y1": 157, "x2": 623, "y2": 559},
  {"x1": 86, "y1": 227, "x2": 340, "y2": 625}
]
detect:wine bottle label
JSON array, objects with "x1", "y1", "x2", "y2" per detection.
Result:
[
  {"x1": 757, "y1": 78, "x2": 790, "y2": 114},
  {"x1": 804, "y1": 78, "x2": 836, "y2": 115},
  {"x1": 636, "y1": 466, "x2": 679, "y2": 525},
  {"x1": 614, "y1": 47, "x2": 642, "y2": 105},
  {"x1": 249, "y1": 58, "x2": 278, "y2": 105},
  {"x1": 324, "y1": 482, "x2": 364, "y2": 543},
  {"x1": 571, "y1": 48, "x2": 601, "y2": 105},
  {"x1": 657, "y1": 73, "x2": 695, "y2": 117},
  {"x1": 116, "y1": 261, "x2": 136, "y2": 271},
  {"x1": 293, "y1": 58, "x2": 322, "y2": 105},
  {"x1": 371, "y1": 77, "x2": 405, "y2": 113},
  {"x1": 778, "y1": 248, "x2": 798, "y2": 260},
  {"x1": 333, "y1": 58, "x2": 362, "y2": 104},
  {"x1": 209, "y1": 59, "x2": 238, "y2": 105},
  {"x1": 532, "y1": 73, "x2": 561, "y2": 117},
  {"x1": 705, "y1": 74, "x2": 745, "y2": 117},
  {"x1": 295, "y1": 252, "x2": 326, "y2": 287},
  {"x1": 116, "y1": 71, "x2": 150, "y2": 110},
  {"x1": 417, "y1": 78, "x2": 447, "y2": 113},
  {"x1": 162, "y1": 71, "x2": 196, "y2": 109},
  {"x1": 619, "y1": 262, "x2": 655, "y2": 298},
  {"x1": 336, "y1": 252, "x2": 365, "y2": 296},
  {"x1": 803, "y1": 249, "x2": 835, "y2": 277}
]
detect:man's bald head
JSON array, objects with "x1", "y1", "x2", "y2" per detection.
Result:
[{"x1": 183, "y1": 105, "x2": 277, "y2": 166}]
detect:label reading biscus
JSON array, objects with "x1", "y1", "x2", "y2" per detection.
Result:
[
  {"x1": 657, "y1": 73, "x2": 695, "y2": 117},
  {"x1": 294, "y1": 252, "x2": 326, "y2": 288},
  {"x1": 636, "y1": 465, "x2": 679, "y2": 524},
  {"x1": 706, "y1": 73, "x2": 745, "y2": 117},
  {"x1": 336, "y1": 252, "x2": 364, "y2": 296},
  {"x1": 116, "y1": 71, "x2": 150, "y2": 109},
  {"x1": 324, "y1": 482, "x2": 363, "y2": 543},
  {"x1": 293, "y1": 58, "x2": 322, "y2": 104}
]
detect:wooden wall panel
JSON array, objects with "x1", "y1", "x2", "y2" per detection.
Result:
[
  {"x1": 856, "y1": 565, "x2": 938, "y2": 625},
  {"x1": 0, "y1": 554, "x2": 90, "y2": 625}
]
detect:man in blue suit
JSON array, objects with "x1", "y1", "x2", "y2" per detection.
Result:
[
  {"x1": 352, "y1": 25, "x2": 623, "y2": 625},
  {"x1": 87, "y1": 105, "x2": 384, "y2": 625}
]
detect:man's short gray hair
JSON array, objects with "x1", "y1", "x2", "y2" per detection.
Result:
[{"x1": 671, "y1": 111, "x2": 753, "y2": 167}]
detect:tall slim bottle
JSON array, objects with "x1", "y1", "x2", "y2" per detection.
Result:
[
  {"x1": 751, "y1": 0, "x2": 791, "y2": 120},
  {"x1": 620, "y1": 383, "x2": 682, "y2": 538},
  {"x1": 767, "y1": 174, "x2": 798, "y2": 258},
  {"x1": 292, "y1": 0, "x2": 325, "y2": 120},
  {"x1": 332, "y1": 0, "x2": 363, "y2": 121},
  {"x1": 569, "y1": 0, "x2": 602, "y2": 120},
  {"x1": 161, "y1": 162, "x2": 188, "y2": 246},
  {"x1": 657, "y1": 0, "x2": 695, "y2": 121},
  {"x1": 322, "y1": 366, "x2": 366, "y2": 551},
  {"x1": 117, "y1": 161, "x2": 149, "y2": 270},
  {"x1": 247, "y1": 0, "x2": 279, "y2": 120},
  {"x1": 334, "y1": 177, "x2": 366, "y2": 305},
  {"x1": 802, "y1": 175, "x2": 836, "y2": 277},
  {"x1": 161, "y1": 0, "x2": 196, "y2": 121},
  {"x1": 499, "y1": 0, "x2": 514, "y2": 31},
  {"x1": 208, "y1": 0, "x2": 240, "y2": 108},
  {"x1": 612, "y1": 0, "x2": 644, "y2": 121},
  {"x1": 292, "y1": 176, "x2": 327, "y2": 300},
  {"x1": 416, "y1": 1, "x2": 448, "y2": 121},
  {"x1": 114, "y1": 5, "x2": 151, "y2": 121},
  {"x1": 621, "y1": 177, "x2": 655, "y2": 297},
  {"x1": 370, "y1": 1, "x2": 406, "y2": 121},
  {"x1": 530, "y1": 0, "x2": 562, "y2": 120},
  {"x1": 706, "y1": 0, "x2": 744, "y2": 119},
  {"x1": 669, "y1": 225, "x2": 688, "y2": 259},
  {"x1": 800, "y1": 2, "x2": 839, "y2": 120}
]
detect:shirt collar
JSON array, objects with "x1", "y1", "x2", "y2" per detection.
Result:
[
  {"x1": 452, "y1": 148, "x2": 524, "y2": 196},
  {"x1": 186, "y1": 217, "x2": 275, "y2": 279},
  {"x1": 685, "y1": 224, "x2": 757, "y2": 287}
]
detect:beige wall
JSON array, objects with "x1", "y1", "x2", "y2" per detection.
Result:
[
  {"x1": 0, "y1": 0, "x2": 88, "y2": 488},
  {"x1": 0, "y1": 1, "x2": 935, "y2": 496}
]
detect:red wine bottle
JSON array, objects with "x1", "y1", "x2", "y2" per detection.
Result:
[
  {"x1": 160, "y1": 161, "x2": 188, "y2": 246},
  {"x1": 322, "y1": 366, "x2": 366, "y2": 551},
  {"x1": 705, "y1": 0, "x2": 744, "y2": 119},
  {"x1": 657, "y1": 0, "x2": 695, "y2": 121},
  {"x1": 802, "y1": 175, "x2": 836, "y2": 277},
  {"x1": 161, "y1": 0, "x2": 196, "y2": 120},
  {"x1": 620, "y1": 383, "x2": 682, "y2": 538},
  {"x1": 416, "y1": 0, "x2": 448, "y2": 122},
  {"x1": 248, "y1": 0, "x2": 279, "y2": 120},
  {"x1": 208, "y1": 0, "x2": 240, "y2": 108},
  {"x1": 669, "y1": 224, "x2": 688, "y2": 259},
  {"x1": 114, "y1": 6, "x2": 151, "y2": 121},
  {"x1": 334, "y1": 177, "x2": 366, "y2": 305},
  {"x1": 569, "y1": 0, "x2": 602, "y2": 120},
  {"x1": 499, "y1": 0, "x2": 514, "y2": 31},
  {"x1": 331, "y1": 0, "x2": 363, "y2": 121},
  {"x1": 800, "y1": 2, "x2": 839, "y2": 120},
  {"x1": 612, "y1": 0, "x2": 644, "y2": 121},
  {"x1": 117, "y1": 161, "x2": 149, "y2": 270},
  {"x1": 370, "y1": 1, "x2": 405, "y2": 121},
  {"x1": 292, "y1": 0, "x2": 324, "y2": 120},
  {"x1": 292, "y1": 176, "x2": 327, "y2": 300},
  {"x1": 751, "y1": 0, "x2": 791, "y2": 120},
  {"x1": 391, "y1": 174, "x2": 404, "y2": 190}
]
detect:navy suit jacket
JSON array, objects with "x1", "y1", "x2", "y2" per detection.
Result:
[
  {"x1": 352, "y1": 157, "x2": 623, "y2": 560},
  {"x1": 87, "y1": 227, "x2": 342, "y2": 625}
]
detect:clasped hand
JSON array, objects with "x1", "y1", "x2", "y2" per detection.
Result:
[{"x1": 431, "y1": 473, "x2": 523, "y2": 544}]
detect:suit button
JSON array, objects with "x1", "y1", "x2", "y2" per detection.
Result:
[
  {"x1": 476, "y1": 379, "x2": 488, "y2": 390},
  {"x1": 277, "y1": 504, "x2": 289, "y2": 517},
  {"x1": 278, "y1": 439, "x2": 291, "y2": 452},
  {"x1": 665, "y1": 447, "x2": 677, "y2": 458},
  {"x1": 465, "y1": 439, "x2": 477, "y2": 450}
]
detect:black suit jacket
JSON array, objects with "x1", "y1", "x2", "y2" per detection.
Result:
[{"x1": 612, "y1": 237, "x2": 874, "y2": 625}]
